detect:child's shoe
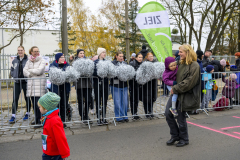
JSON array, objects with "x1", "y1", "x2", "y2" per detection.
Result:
[
  {"x1": 9, "y1": 116, "x2": 16, "y2": 124},
  {"x1": 23, "y1": 114, "x2": 30, "y2": 121},
  {"x1": 170, "y1": 108, "x2": 178, "y2": 117}
]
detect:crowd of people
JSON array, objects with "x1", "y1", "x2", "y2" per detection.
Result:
[{"x1": 8, "y1": 45, "x2": 240, "y2": 147}]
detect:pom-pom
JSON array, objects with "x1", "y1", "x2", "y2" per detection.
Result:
[
  {"x1": 107, "y1": 62, "x2": 116, "y2": 78},
  {"x1": 116, "y1": 64, "x2": 135, "y2": 81},
  {"x1": 136, "y1": 61, "x2": 155, "y2": 85},
  {"x1": 97, "y1": 60, "x2": 116, "y2": 78},
  {"x1": 97, "y1": 60, "x2": 109, "y2": 78},
  {"x1": 72, "y1": 58, "x2": 94, "y2": 77},
  {"x1": 65, "y1": 66, "x2": 80, "y2": 83},
  {"x1": 49, "y1": 67, "x2": 66, "y2": 85},
  {"x1": 153, "y1": 62, "x2": 165, "y2": 79}
]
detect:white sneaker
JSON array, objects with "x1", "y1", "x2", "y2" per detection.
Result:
[{"x1": 90, "y1": 109, "x2": 95, "y2": 115}]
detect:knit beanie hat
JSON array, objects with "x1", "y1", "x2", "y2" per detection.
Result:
[
  {"x1": 220, "y1": 59, "x2": 226, "y2": 67},
  {"x1": 131, "y1": 53, "x2": 136, "y2": 57},
  {"x1": 55, "y1": 53, "x2": 63, "y2": 62},
  {"x1": 142, "y1": 45, "x2": 146, "y2": 50},
  {"x1": 206, "y1": 65, "x2": 214, "y2": 73},
  {"x1": 97, "y1": 48, "x2": 106, "y2": 56},
  {"x1": 196, "y1": 50, "x2": 203, "y2": 59},
  {"x1": 38, "y1": 92, "x2": 60, "y2": 111},
  {"x1": 230, "y1": 74, "x2": 237, "y2": 80}
]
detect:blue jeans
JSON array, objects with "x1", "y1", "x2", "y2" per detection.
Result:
[
  {"x1": 167, "y1": 85, "x2": 178, "y2": 102},
  {"x1": 111, "y1": 86, "x2": 128, "y2": 121},
  {"x1": 42, "y1": 153, "x2": 63, "y2": 160}
]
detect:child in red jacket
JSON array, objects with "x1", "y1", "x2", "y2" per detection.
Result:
[{"x1": 38, "y1": 92, "x2": 70, "y2": 160}]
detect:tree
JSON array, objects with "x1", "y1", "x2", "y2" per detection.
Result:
[
  {"x1": 0, "y1": 0, "x2": 54, "y2": 54},
  {"x1": 68, "y1": 0, "x2": 121, "y2": 57},
  {"x1": 53, "y1": 22, "x2": 76, "y2": 55},
  {"x1": 115, "y1": 0, "x2": 152, "y2": 55},
  {"x1": 161, "y1": 0, "x2": 239, "y2": 51}
]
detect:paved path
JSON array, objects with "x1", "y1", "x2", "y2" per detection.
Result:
[{"x1": 1, "y1": 108, "x2": 240, "y2": 159}]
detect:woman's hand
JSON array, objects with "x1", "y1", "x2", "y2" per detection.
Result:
[
  {"x1": 170, "y1": 88, "x2": 174, "y2": 94},
  {"x1": 222, "y1": 73, "x2": 226, "y2": 76}
]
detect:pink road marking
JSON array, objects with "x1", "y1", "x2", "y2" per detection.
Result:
[
  {"x1": 233, "y1": 132, "x2": 240, "y2": 135},
  {"x1": 232, "y1": 116, "x2": 240, "y2": 119},
  {"x1": 221, "y1": 126, "x2": 240, "y2": 130},
  {"x1": 187, "y1": 121, "x2": 240, "y2": 140}
]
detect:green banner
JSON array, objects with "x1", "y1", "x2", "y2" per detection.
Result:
[{"x1": 135, "y1": 1, "x2": 172, "y2": 62}]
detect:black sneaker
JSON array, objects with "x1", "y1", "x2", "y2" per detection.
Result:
[
  {"x1": 97, "y1": 120, "x2": 103, "y2": 126},
  {"x1": 133, "y1": 115, "x2": 140, "y2": 120},
  {"x1": 63, "y1": 124, "x2": 67, "y2": 128},
  {"x1": 102, "y1": 119, "x2": 108, "y2": 125},
  {"x1": 146, "y1": 115, "x2": 151, "y2": 119},
  {"x1": 117, "y1": 120, "x2": 125, "y2": 123},
  {"x1": 124, "y1": 119, "x2": 129, "y2": 122}
]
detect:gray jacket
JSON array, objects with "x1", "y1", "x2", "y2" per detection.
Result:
[{"x1": 11, "y1": 54, "x2": 28, "y2": 83}]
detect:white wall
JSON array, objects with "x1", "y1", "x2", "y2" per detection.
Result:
[{"x1": 0, "y1": 28, "x2": 60, "y2": 55}]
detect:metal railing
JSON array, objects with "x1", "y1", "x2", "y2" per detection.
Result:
[{"x1": 0, "y1": 77, "x2": 168, "y2": 130}]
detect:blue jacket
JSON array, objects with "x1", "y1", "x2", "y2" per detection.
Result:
[
  {"x1": 49, "y1": 60, "x2": 71, "y2": 94},
  {"x1": 93, "y1": 59, "x2": 109, "y2": 84}
]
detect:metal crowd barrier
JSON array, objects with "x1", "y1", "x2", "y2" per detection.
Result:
[
  {"x1": 197, "y1": 71, "x2": 240, "y2": 116},
  {"x1": 0, "y1": 77, "x2": 169, "y2": 130}
]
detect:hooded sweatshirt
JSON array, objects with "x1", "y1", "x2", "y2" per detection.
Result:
[{"x1": 162, "y1": 57, "x2": 178, "y2": 86}]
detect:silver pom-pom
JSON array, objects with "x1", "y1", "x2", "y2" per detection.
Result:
[
  {"x1": 72, "y1": 58, "x2": 94, "y2": 77},
  {"x1": 116, "y1": 64, "x2": 135, "y2": 81},
  {"x1": 153, "y1": 62, "x2": 165, "y2": 79},
  {"x1": 97, "y1": 60, "x2": 108, "y2": 78},
  {"x1": 49, "y1": 67, "x2": 66, "y2": 85},
  {"x1": 97, "y1": 60, "x2": 116, "y2": 78},
  {"x1": 136, "y1": 61, "x2": 155, "y2": 85},
  {"x1": 107, "y1": 62, "x2": 116, "y2": 78},
  {"x1": 65, "y1": 66, "x2": 80, "y2": 83}
]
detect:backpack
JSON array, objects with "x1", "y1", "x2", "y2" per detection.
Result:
[
  {"x1": 213, "y1": 97, "x2": 229, "y2": 111},
  {"x1": 212, "y1": 83, "x2": 218, "y2": 101}
]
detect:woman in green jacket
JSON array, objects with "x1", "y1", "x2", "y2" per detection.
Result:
[{"x1": 165, "y1": 44, "x2": 201, "y2": 147}]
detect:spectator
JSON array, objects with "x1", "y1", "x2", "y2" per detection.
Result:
[
  {"x1": 93, "y1": 48, "x2": 109, "y2": 125},
  {"x1": 129, "y1": 53, "x2": 143, "y2": 120},
  {"x1": 142, "y1": 52, "x2": 158, "y2": 118},
  {"x1": 49, "y1": 53, "x2": 70, "y2": 127},
  {"x1": 69, "y1": 54, "x2": 74, "y2": 66},
  {"x1": 201, "y1": 65, "x2": 214, "y2": 110},
  {"x1": 202, "y1": 50, "x2": 212, "y2": 67},
  {"x1": 166, "y1": 44, "x2": 200, "y2": 147},
  {"x1": 9, "y1": 46, "x2": 31, "y2": 124},
  {"x1": 23, "y1": 46, "x2": 46, "y2": 128},
  {"x1": 162, "y1": 57, "x2": 178, "y2": 117},
  {"x1": 139, "y1": 45, "x2": 148, "y2": 59},
  {"x1": 75, "y1": 49, "x2": 93, "y2": 124},
  {"x1": 110, "y1": 51, "x2": 129, "y2": 123},
  {"x1": 226, "y1": 61, "x2": 230, "y2": 70},
  {"x1": 230, "y1": 52, "x2": 240, "y2": 103},
  {"x1": 130, "y1": 53, "x2": 136, "y2": 62},
  {"x1": 175, "y1": 50, "x2": 180, "y2": 61},
  {"x1": 222, "y1": 73, "x2": 237, "y2": 107}
]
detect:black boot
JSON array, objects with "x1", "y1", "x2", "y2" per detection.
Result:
[{"x1": 166, "y1": 138, "x2": 180, "y2": 145}]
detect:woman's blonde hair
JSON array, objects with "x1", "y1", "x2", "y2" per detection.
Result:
[
  {"x1": 144, "y1": 52, "x2": 154, "y2": 61},
  {"x1": 179, "y1": 44, "x2": 197, "y2": 65}
]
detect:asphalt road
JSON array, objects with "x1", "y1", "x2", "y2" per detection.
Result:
[{"x1": 1, "y1": 109, "x2": 240, "y2": 160}]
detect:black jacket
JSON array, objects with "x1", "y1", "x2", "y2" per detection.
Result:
[
  {"x1": 11, "y1": 54, "x2": 28, "y2": 83},
  {"x1": 202, "y1": 55, "x2": 210, "y2": 67},
  {"x1": 110, "y1": 60, "x2": 128, "y2": 88},
  {"x1": 129, "y1": 59, "x2": 142, "y2": 71},
  {"x1": 230, "y1": 58, "x2": 240, "y2": 71}
]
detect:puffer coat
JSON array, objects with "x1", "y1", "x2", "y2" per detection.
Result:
[{"x1": 23, "y1": 56, "x2": 46, "y2": 97}]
